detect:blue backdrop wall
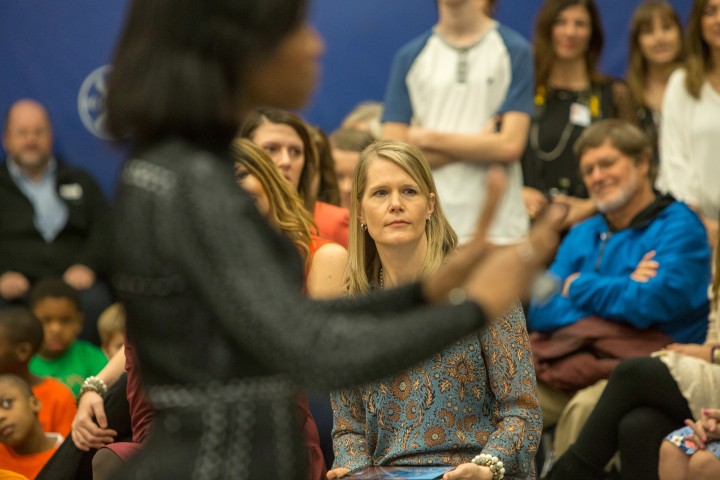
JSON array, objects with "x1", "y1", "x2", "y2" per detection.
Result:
[{"x1": 0, "y1": 0, "x2": 693, "y2": 196}]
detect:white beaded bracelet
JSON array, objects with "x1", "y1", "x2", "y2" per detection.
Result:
[
  {"x1": 472, "y1": 453, "x2": 505, "y2": 480},
  {"x1": 77, "y1": 375, "x2": 108, "y2": 405}
]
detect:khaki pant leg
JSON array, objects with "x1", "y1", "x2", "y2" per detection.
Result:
[
  {"x1": 553, "y1": 379, "x2": 608, "y2": 457},
  {"x1": 536, "y1": 380, "x2": 573, "y2": 429}
]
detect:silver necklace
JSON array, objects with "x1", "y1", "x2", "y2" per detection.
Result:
[
  {"x1": 529, "y1": 121, "x2": 576, "y2": 162},
  {"x1": 379, "y1": 266, "x2": 384, "y2": 290},
  {"x1": 531, "y1": 87, "x2": 592, "y2": 162}
]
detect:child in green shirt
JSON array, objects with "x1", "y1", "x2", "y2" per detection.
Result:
[{"x1": 28, "y1": 279, "x2": 107, "y2": 396}]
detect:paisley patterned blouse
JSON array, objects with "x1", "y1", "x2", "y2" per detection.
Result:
[{"x1": 330, "y1": 302, "x2": 541, "y2": 479}]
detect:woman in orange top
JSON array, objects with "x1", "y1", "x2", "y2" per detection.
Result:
[
  {"x1": 239, "y1": 107, "x2": 350, "y2": 248},
  {"x1": 232, "y1": 138, "x2": 347, "y2": 479}
]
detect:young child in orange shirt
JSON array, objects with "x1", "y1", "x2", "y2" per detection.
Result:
[
  {"x1": 0, "y1": 374, "x2": 63, "y2": 479},
  {"x1": 0, "y1": 307, "x2": 75, "y2": 437}
]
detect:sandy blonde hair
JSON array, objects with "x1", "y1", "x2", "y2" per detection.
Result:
[
  {"x1": 346, "y1": 140, "x2": 457, "y2": 295},
  {"x1": 97, "y1": 303, "x2": 126, "y2": 345},
  {"x1": 340, "y1": 101, "x2": 383, "y2": 140}
]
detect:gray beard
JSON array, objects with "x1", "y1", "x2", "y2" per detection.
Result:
[{"x1": 594, "y1": 171, "x2": 639, "y2": 214}]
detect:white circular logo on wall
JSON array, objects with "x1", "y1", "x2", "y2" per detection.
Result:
[{"x1": 78, "y1": 65, "x2": 112, "y2": 140}]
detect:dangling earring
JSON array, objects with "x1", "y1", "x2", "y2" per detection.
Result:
[{"x1": 361, "y1": 223, "x2": 367, "y2": 231}]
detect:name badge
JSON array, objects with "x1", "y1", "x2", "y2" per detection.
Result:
[
  {"x1": 569, "y1": 102, "x2": 591, "y2": 127},
  {"x1": 59, "y1": 183, "x2": 83, "y2": 200}
]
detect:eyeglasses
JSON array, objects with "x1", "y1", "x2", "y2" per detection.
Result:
[{"x1": 579, "y1": 156, "x2": 622, "y2": 178}]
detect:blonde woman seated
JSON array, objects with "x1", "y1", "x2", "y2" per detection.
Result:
[{"x1": 328, "y1": 141, "x2": 541, "y2": 480}]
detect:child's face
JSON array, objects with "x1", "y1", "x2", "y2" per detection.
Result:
[
  {"x1": 32, "y1": 297, "x2": 83, "y2": 359},
  {"x1": 102, "y1": 332, "x2": 124, "y2": 360},
  {"x1": 0, "y1": 380, "x2": 40, "y2": 449}
]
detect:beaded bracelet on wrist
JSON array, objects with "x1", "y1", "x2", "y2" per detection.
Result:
[
  {"x1": 76, "y1": 375, "x2": 108, "y2": 406},
  {"x1": 472, "y1": 453, "x2": 505, "y2": 480}
]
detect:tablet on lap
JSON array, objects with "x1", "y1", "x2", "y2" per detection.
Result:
[{"x1": 342, "y1": 466, "x2": 454, "y2": 479}]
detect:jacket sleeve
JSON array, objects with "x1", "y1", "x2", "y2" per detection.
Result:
[
  {"x1": 479, "y1": 302, "x2": 542, "y2": 478},
  {"x1": 528, "y1": 227, "x2": 590, "y2": 332},
  {"x1": 158, "y1": 157, "x2": 487, "y2": 391},
  {"x1": 330, "y1": 386, "x2": 372, "y2": 471},
  {"x1": 566, "y1": 208, "x2": 710, "y2": 328}
]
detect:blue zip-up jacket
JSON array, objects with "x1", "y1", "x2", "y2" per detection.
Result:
[{"x1": 529, "y1": 196, "x2": 710, "y2": 343}]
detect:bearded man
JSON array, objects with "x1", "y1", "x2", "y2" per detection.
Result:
[{"x1": 528, "y1": 119, "x2": 711, "y2": 462}]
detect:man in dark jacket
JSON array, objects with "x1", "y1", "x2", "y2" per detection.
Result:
[{"x1": 0, "y1": 99, "x2": 112, "y2": 344}]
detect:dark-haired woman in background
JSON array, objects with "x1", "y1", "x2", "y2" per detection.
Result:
[
  {"x1": 627, "y1": 0, "x2": 685, "y2": 171},
  {"x1": 240, "y1": 107, "x2": 350, "y2": 247},
  {"x1": 521, "y1": 0, "x2": 634, "y2": 226},
  {"x1": 309, "y1": 126, "x2": 343, "y2": 208}
]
